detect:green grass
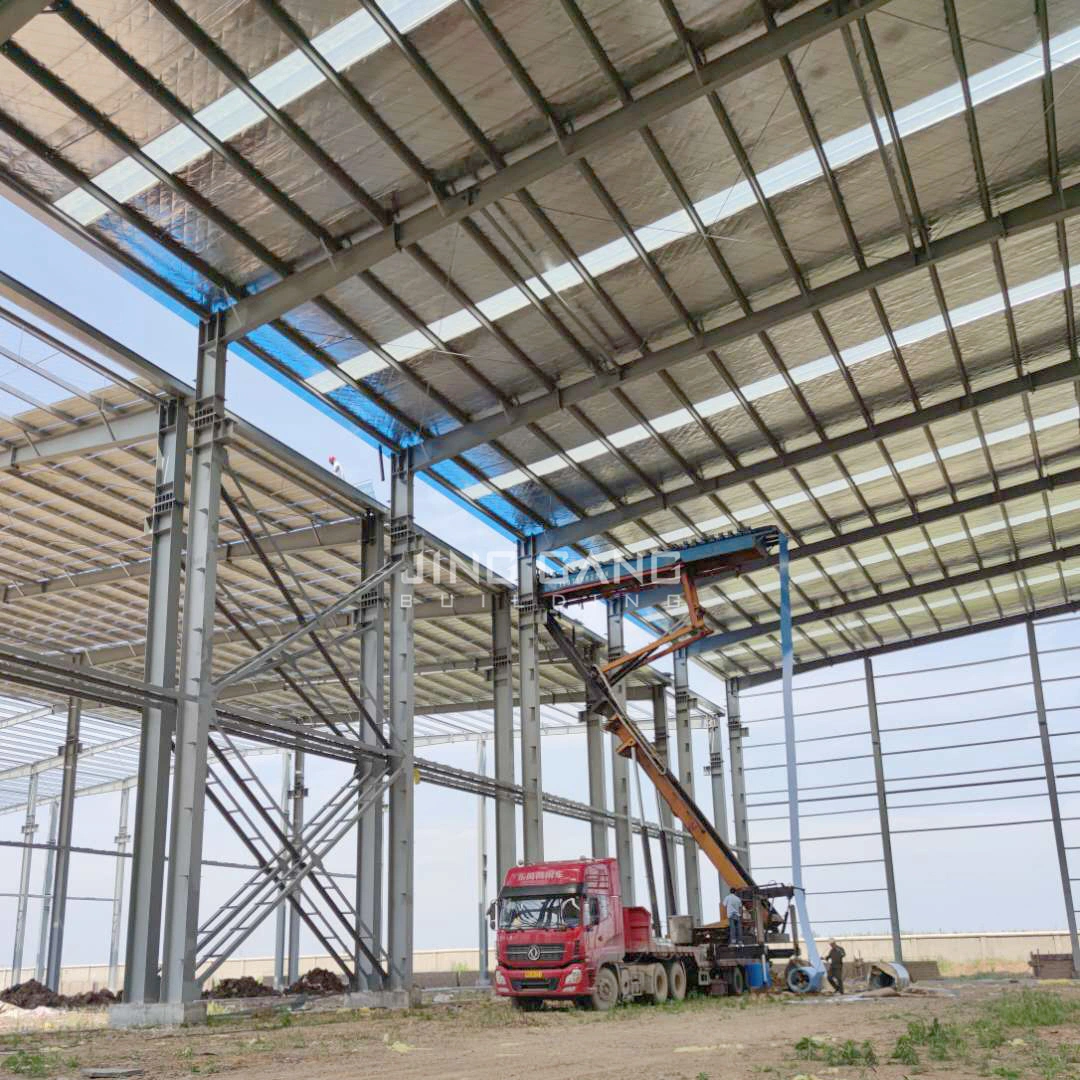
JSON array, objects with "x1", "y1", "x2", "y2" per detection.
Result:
[
  {"x1": 794, "y1": 1035, "x2": 876, "y2": 1067},
  {"x1": 906, "y1": 1017, "x2": 967, "y2": 1061},
  {"x1": 984, "y1": 991, "x2": 1080, "y2": 1031},
  {"x1": 1031, "y1": 1042, "x2": 1080, "y2": 1080},
  {"x1": 1, "y1": 1051, "x2": 79, "y2": 1078},
  {"x1": 891, "y1": 1032, "x2": 921, "y2": 1066}
]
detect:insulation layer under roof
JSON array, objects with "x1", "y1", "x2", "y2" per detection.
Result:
[{"x1": 1, "y1": 0, "x2": 1078, "y2": 682}]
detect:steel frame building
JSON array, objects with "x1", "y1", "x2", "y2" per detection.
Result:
[{"x1": 0, "y1": 0, "x2": 1078, "y2": 1017}]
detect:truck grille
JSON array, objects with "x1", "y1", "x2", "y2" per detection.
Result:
[
  {"x1": 511, "y1": 978, "x2": 559, "y2": 991},
  {"x1": 506, "y1": 944, "x2": 566, "y2": 962}
]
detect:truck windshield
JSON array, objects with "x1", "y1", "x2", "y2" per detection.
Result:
[{"x1": 499, "y1": 894, "x2": 582, "y2": 930}]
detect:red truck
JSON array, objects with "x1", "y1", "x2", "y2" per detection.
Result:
[{"x1": 493, "y1": 856, "x2": 777, "y2": 1010}]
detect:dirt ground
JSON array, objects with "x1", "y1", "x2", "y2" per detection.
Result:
[{"x1": 4, "y1": 979, "x2": 1080, "y2": 1080}]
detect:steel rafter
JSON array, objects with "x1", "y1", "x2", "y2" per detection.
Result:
[
  {"x1": 421, "y1": 179, "x2": 1080, "y2": 466},
  {"x1": 735, "y1": 599, "x2": 1080, "y2": 689},
  {"x1": 692, "y1": 540, "x2": 1080, "y2": 659},
  {"x1": 219, "y1": 0, "x2": 892, "y2": 340}
]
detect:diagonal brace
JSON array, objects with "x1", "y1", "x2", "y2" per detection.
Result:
[{"x1": 212, "y1": 557, "x2": 401, "y2": 691}]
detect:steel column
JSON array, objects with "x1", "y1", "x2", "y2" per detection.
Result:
[
  {"x1": 273, "y1": 751, "x2": 289, "y2": 989},
  {"x1": 356, "y1": 511, "x2": 386, "y2": 989},
  {"x1": 387, "y1": 449, "x2": 415, "y2": 991},
  {"x1": 34, "y1": 802, "x2": 57, "y2": 982},
  {"x1": 124, "y1": 397, "x2": 187, "y2": 1005},
  {"x1": 780, "y1": 535, "x2": 821, "y2": 973},
  {"x1": 864, "y1": 658, "x2": 903, "y2": 962},
  {"x1": 491, "y1": 592, "x2": 517, "y2": 883},
  {"x1": 287, "y1": 750, "x2": 306, "y2": 984},
  {"x1": 45, "y1": 696, "x2": 81, "y2": 990},
  {"x1": 1027, "y1": 620, "x2": 1080, "y2": 974},
  {"x1": 706, "y1": 715, "x2": 731, "y2": 903},
  {"x1": 584, "y1": 706, "x2": 609, "y2": 858},
  {"x1": 607, "y1": 598, "x2": 635, "y2": 903},
  {"x1": 672, "y1": 651, "x2": 703, "y2": 923},
  {"x1": 650, "y1": 684, "x2": 680, "y2": 915},
  {"x1": 476, "y1": 738, "x2": 490, "y2": 987},
  {"x1": 517, "y1": 537, "x2": 544, "y2": 863},
  {"x1": 726, "y1": 681, "x2": 750, "y2": 873},
  {"x1": 107, "y1": 787, "x2": 131, "y2": 992},
  {"x1": 11, "y1": 773, "x2": 38, "y2": 983},
  {"x1": 161, "y1": 316, "x2": 227, "y2": 1004}
]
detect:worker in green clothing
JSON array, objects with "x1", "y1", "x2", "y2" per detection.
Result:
[{"x1": 825, "y1": 940, "x2": 846, "y2": 994}]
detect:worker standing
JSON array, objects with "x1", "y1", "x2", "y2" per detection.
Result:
[
  {"x1": 723, "y1": 889, "x2": 744, "y2": 946},
  {"x1": 825, "y1": 939, "x2": 846, "y2": 994},
  {"x1": 328, "y1": 454, "x2": 344, "y2": 479}
]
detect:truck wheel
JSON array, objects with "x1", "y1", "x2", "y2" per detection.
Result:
[
  {"x1": 647, "y1": 963, "x2": 669, "y2": 1005},
  {"x1": 512, "y1": 997, "x2": 544, "y2": 1012},
  {"x1": 590, "y1": 966, "x2": 620, "y2": 1012},
  {"x1": 727, "y1": 967, "x2": 746, "y2": 996},
  {"x1": 666, "y1": 960, "x2": 687, "y2": 1002}
]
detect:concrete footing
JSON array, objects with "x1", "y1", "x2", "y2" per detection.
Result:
[
  {"x1": 344, "y1": 989, "x2": 414, "y2": 1010},
  {"x1": 109, "y1": 1001, "x2": 208, "y2": 1028}
]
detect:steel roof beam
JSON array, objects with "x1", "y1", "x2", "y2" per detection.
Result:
[
  {"x1": 0, "y1": 0, "x2": 48, "y2": 44},
  {"x1": 219, "y1": 0, "x2": 890, "y2": 341},
  {"x1": 689, "y1": 539, "x2": 1080, "y2": 656},
  {"x1": 417, "y1": 685, "x2": 657, "y2": 715},
  {"x1": 77, "y1": 594, "x2": 496, "y2": 667},
  {"x1": 734, "y1": 599, "x2": 1080, "y2": 689},
  {"x1": 423, "y1": 179, "x2": 1080, "y2": 468},
  {"x1": 0, "y1": 519, "x2": 369, "y2": 603},
  {"x1": 0, "y1": 409, "x2": 160, "y2": 471},
  {"x1": 536, "y1": 354, "x2": 1080, "y2": 553},
  {"x1": 608, "y1": 464, "x2": 1080, "y2": 611},
  {"x1": 0, "y1": 733, "x2": 139, "y2": 784}
]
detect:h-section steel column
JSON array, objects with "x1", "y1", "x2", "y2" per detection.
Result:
[
  {"x1": 726, "y1": 680, "x2": 750, "y2": 874},
  {"x1": 672, "y1": 651, "x2": 703, "y2": 923},
  {"x1": 387, "y1": 449, "x2": 415, "y2": 991},
  {"x1": 11, "y1": 773, "x2": 38, "y2": 983},
  {"x1": 607, "y1": 598, "x2": 634, "y2": 904},
  {"x1": 584, "y1": 703, "x2": 609, "y2": 858},
  {"x1": 356, "y1": 511, "x2": 385, "y2": 989},
  {"x1": 491, "y1": 592, "x2": 517, "y2": 883},
  {"x1": 274, "y1": 752, "x2": 289, "y2": 990},
  {"x1": 517, "y1": 537, "x2": 543, "y2": 863},
  {"x1": 651, "y1": 685, "x2": 680, "y2": 915},
  {"x1": 46, "y1": 695, "x2": 81, "y2": 990},
  {"x1": 125, "y1": 397, "x2": 186, "y2": 1004},
  {"x1": 287, "y1": 750, "x2": 306, "y2": 984},
  {"x1": 108, "y1": 787, "x2": 131, "y2": 992},
  {"x1": 35, "y1": 803, "x2": 57, "y2": 982},
  {"x1": 706, "y1": 714, "x2": 731, "y2": 903},
  {"x1": 864, "y1": 658, "x2": 903, "y2": 962},
  {"x1": 1027, "y1": 620, "x2": 1080, "y2": 973},
  {"x1": 161, "y1": 316, "x2": 227, "y2": 1005},
  {"x1": 476, "y1": 738, "x2": 490, "y2": 987}
]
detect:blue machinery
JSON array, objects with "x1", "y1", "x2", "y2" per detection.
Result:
[{"x1": 539, "y1": 527, "x2": 825, "y2": 992}]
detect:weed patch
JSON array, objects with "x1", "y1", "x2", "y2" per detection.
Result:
[
  {"x1": 1, "y1": 1051, "x2": 78, "y2": 1077},
  {"x1": 794, "y1": 1035, "x2": 876, "y2": 1067}
]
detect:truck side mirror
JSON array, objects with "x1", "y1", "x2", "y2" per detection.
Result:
[
  {"x1": 487, "y1": 900, "x2": 497, "y2": 930},
  {"x1": 588, "y1": 898, "x2": 601, "y2": 926}
]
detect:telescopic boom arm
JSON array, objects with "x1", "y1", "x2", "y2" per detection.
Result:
[{"x1": 537, "y1": 528, "x2": 779, "y2": 898}]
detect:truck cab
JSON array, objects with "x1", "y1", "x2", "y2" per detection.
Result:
[{"x1": 493, "y1": 857, "x2": 626, "y2": 1008}]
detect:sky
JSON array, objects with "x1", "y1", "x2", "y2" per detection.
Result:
[{"x1": 0, "y1": 185, "x2": 1078, "y2": 979}]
